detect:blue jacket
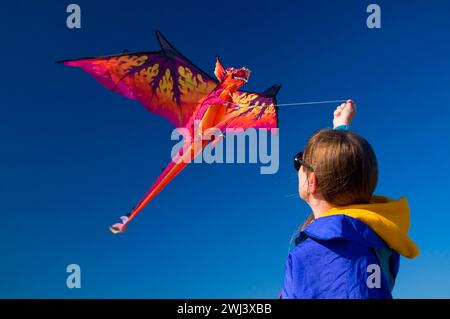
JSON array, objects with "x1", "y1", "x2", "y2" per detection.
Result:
[{"x1": 280, "y1": 197, "x2": 419, "y2": 299}]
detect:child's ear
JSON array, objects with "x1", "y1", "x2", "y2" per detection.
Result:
[{"x1": 214, "y1": 57, "x2": 226, "y2": 82}]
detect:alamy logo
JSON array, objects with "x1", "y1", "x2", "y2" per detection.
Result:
[
  {"x1": 366, "y1": 264, "x2": 381, "y2": 289},
  {"x1": 170, "y1": 122, "x2": 279, "y2": 175},
  {"x1": 66, "y1": 4, "x2": 81, "y2": 29},
  {"x1": 66, "y1": 264, "x2": 81, "y2": 289},
  {"x1": 366, "y1": 4, "x2": 381, "y2": 29}
]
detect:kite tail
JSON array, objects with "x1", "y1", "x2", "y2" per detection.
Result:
[{"x1": 109, "y1": 139, "x2": 208, "y2": 234}]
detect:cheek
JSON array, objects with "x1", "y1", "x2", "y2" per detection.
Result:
[{"x1": 298, "y1": 169, "x2": 308, "y2": 199}]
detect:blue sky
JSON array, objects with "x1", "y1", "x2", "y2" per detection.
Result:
[{"x1": 1, "y1": 0, "x2": 450, "y2": 298}]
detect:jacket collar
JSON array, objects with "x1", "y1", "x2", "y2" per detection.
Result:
[{"x1": 301, "y1": 214, "x2": 388, "y2": 249}]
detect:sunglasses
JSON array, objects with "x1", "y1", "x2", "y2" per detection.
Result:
[{"x1": 294, "y1": 151, "x2": 314, "y2": 171}]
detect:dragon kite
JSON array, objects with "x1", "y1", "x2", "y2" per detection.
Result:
[{"x1": 59, "y1": 31, "x2": 281, "y2": 233}]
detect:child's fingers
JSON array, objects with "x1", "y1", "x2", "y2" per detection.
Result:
[
  {"x1": 347, "y1": 101, "x2": 357, "y2": 113},
  {"x1": 346, "y1": 100, "x2": 356, "y2": 109}
]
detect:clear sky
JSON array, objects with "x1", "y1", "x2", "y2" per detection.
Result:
[{"x1": 1, "y1": 0, "x2": 450, "y2": 298}]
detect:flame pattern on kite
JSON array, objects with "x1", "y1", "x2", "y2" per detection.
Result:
[{"x1": 59, "y1": 30, "x2": 281, "y2": 233}]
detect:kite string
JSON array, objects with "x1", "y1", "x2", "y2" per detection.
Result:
[{"x1": 225, "y1": 99, "x2": 347, "y2": 110}]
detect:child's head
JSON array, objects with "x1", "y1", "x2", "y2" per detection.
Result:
[{"x1": 298, "y1": 129, "x2": 378, "y2": 207}]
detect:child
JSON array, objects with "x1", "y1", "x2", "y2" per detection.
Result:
[{"x1": 280, "y1": 100, "x2": 419, "y2": 299}]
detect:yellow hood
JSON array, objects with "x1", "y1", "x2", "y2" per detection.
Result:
[{"x1": 322, "y1": 196, "x2": 419, "y2": 258}]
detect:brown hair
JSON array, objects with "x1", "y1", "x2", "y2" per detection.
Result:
[{"x1": 300, "y1": 129, "x2": 378, "y2": 230}]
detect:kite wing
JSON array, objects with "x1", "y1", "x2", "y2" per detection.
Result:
[
  {"x1": 58, "y1": 31, "x2": 218, "y2": 128},
  {"x1": 217, "y1": 84, "x2": 281, "y2": 131}
]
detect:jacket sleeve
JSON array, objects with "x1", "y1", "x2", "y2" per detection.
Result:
[
  {"x1": 281, "y1": 253, "x2": 295, "y2": 298},
  {"x1": 281, "y1": 239, "x2": 356, "y2": 299},
  {"x1": 334, "y1": 124, "x2": 351, "y2": 131}
]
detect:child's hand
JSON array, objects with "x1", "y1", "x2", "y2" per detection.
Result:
[{"x1": 333, "y1": 99, "x2": 357, "y2": 129}]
